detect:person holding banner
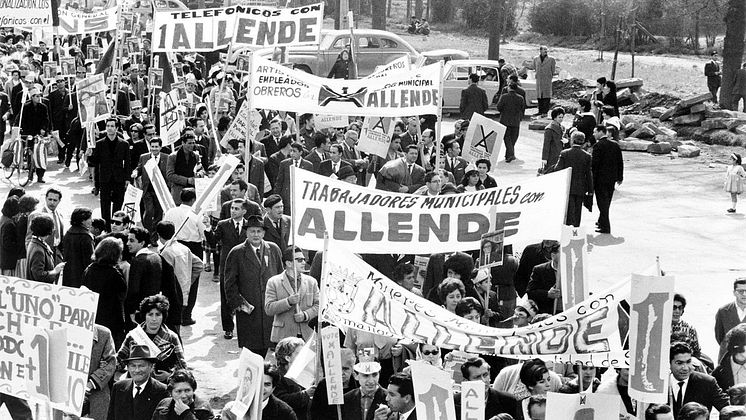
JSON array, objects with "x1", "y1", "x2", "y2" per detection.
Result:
[
  {"x1": 311, "y1": 348, "x2": 358, "y2": 420},
  {"x1": 274, "y1": 336, "x2": 314, "y2": 420},
  {"x1": 454, "y1": 357, "x2": 519, "y2": 420},
  {"x1": 133, "y1": 136, "x2": 170, "y2": 232},
  {"x1": 166, "y1": 133, "x2": 204, "y2": 206}
]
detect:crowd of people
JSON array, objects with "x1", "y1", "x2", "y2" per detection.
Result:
[{"x1": 0, "y1": 31, "x2": 740, "y2": 420}]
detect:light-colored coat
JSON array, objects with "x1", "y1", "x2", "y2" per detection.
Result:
[
  {"x1": 265, "y1": 272, "x2": 319, "y2": 343},
  {"x1": 528, "y1": 55, "x2": 556, "y2": 98},
  {"x1": 88, "y1": 324, "x2": 116, "y2": 420}
]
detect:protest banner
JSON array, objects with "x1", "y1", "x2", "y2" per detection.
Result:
[
  {"x1": 546, "y1": 392, "x2": 620, "y2": 420},
  {"x1": 56, "y1": 6, "x2": 118, "y2": 35},
  {"x1": 463, "y1": 113, "x2": 505, "y2": 168},
  {"x1": 366, "y1": 56, "x2": 411, "y2": 79},
  {"x1": 122, "y1": 184, "x2": 144, "y2": 223},
  {"x1": 76, "y1": 74, "x2": 110, "y2": 124},
  {"x1": 221, "y1": 100, "x2": 261, "y2": 148},
  {"x1": 478, "y1": 229, "x2": 504, "y2": 269},
  {"x1": 231, "y1": 348, "x2": 264, "y2": 420},
  {"x1": 460, "y1": 381, "x2": 485, "y2": 420},
  {"x1": 357, "y1": 116, "x2": 395, "y2": 158},
  {"x1": 250, "y1": 56, "x2": 442, "y2": 117},
  {"x1": 285, "y1": 331, "x2": 317, "y2": 389},
  {"x1": 628, "y1": 273, "x2": 675, "y2": 403},
  {"x1": 0, "y1": 276, "x2": 98, "y2": 415},
  {"x1": 293, "y1": 167, "x2": 570, "y2": 254},
  {"x1": 159, "y1": 90, "x2": 185, "y2": 146},
  {"x1": 128, "y1": 325, "x2": 162, "y2": 357},
  {"x1": 320, "y1": 241, "x2": 630, "y2": 365},
  {"x1": 152, "y1": 3, "x2": 324, "y2": 52},
  {"x1": 320, "y1": 326, "x2": 344, "y2": 405},
  {"x1": 0, "y1": 1, "x2": 52, "y2": 27},
  {"x1": 411, "y1": 361, "x2": 457, "y2": 420},
  {"x1": 315, "y1": 114, "x2": 349, "y2": 131},
  {"x1": 194, "y1": 177, "x2": 218, "y2": 212},
  {"x1": 412, "y1": 255, "x2": 429, "y2": 291},
  {"x1": 559, "y1": 225, "x2": 590, "y2": 310},
  {"x1": 191, "y1": 154, "x2": 240, "y2": 215},
  {"x1": 144, "y1": 158, "x2": 176, "y2": 213}
]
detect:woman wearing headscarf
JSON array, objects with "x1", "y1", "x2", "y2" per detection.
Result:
[{"x1": 327, "y1": 50, "x2": 352, "y2": 79}]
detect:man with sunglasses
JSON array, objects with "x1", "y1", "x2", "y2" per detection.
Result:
[
  {"x1": 265, "y1": 246, "x2": 319, "y2": 345},
  {"x1": 19, "y1": 85, "x2": 50, "y2": 183}
]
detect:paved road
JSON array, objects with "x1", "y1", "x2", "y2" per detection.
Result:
[{"x1": 1, "y1": 116, "x2": 742, "y2": 409}]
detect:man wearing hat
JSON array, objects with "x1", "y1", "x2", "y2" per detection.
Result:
[
  {"x1": 337, "y1": 164, "x2": 359, "y2": 184},
  {"x1": 214, "y1": 198, "x2": 249, "y2": 339},
  {"x1": 263, "y1": 194, "x2": 290, "y2": 252},
  {"x1": 10, "y1": 71, "x2": 35, "y2": 117},
  {"x1": 342, "y1": 360, "x2": 387, "y2": 420},
  {"x1": 48, "y1": 75, "x2": 71, "y2": 165},
  {"x1": 265, "y1": 246, "x2": 319, "y2": 344},
  {"x1": 108, "y1": 345, "x2": 169, "y2": 420},
  {"x1": 224, "y1": 214, "x2": 283, "y2": 355},
  {"x1": 20, "y1": 84, "x2": 51, "y2": 183}
]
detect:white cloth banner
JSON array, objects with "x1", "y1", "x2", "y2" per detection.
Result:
[
  {"x1": 285, "y1": 331, "x2": 317, "y2": 389},
  {"x1": 194, "y1": 178, "x2": 218, "y2": 212},
  {"x1": 122, "y1": 184, "x2": 144, "y2": 223},
  {"x1": 192, "y1": 154, "x2": 240, "y2": 215},
  {"x1": 0, "y1": 1, "x2": 52, "y2": 27},
  {"x1": 159, "y1": 90, "x2": 186, "y2": 146},
  {"x1": 628, "y1": 274, "x2": 674, "y2": 404},
  {"x1": 320, "y1": 326, "x2": 344, "y2": 405},
  {"x1": 0, "y1": 276, "x2": 98, "y2": 416},
  {"x1": 320, "y1": 241, "x2": 630, "y2": 366},
  {"x1": 546, "y1": 392, "x2": 620, "y2": 420},
  {"x1": 144, "y1": 158, "x2": 176, "y2": 213},
  {"x1": 221, "y1": 100, "x2": 261, "y2": 148},
  {"x1": 460, "y1": 381, "x2": 485, "y2": 420},
  {"x1": 315, "y1": 114, "x2": 348, "y2": 130},
  {"x1": 250, "y1": 56, "x2": 441, "y2": 117},
  {"x1": 56, "y1": 6, "x2": 118, "y2": 35},
  {"x1": 293, "y1": 167, "x2": 570, "y2": 254},
  {"x1": 366, "y1": 56, "x2": 411, "y2": 79},
  {"x1": 152, "y1": 3, "x2": 324, "y2": 52},
  {"x1": 463, "y1": 113, "x2": 505, "y2": 168},
  {"x1": 357, "y1": 116, "x2": 394, "y2": 158},
  {"x1": 411, "y1": 361, "x2": 457, "y2": 420},
  {"x1": 559, "y1": 225, "x2": 590, "y2": 310}
]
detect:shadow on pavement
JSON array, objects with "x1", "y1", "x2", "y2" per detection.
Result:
[{"x1": 588, "y1": 234, "x2": 625, "y2": 247}]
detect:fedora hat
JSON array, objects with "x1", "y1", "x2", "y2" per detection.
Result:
[{"x1": 124, "y1": 345, "x2": 158, "y2": 362}]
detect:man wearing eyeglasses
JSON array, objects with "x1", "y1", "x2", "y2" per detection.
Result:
[
  {"x1": 265, "y1": 246, "x2": 319, "y2": 346},
  {"x1": 716, "y1": 278, "x2": 746, "y2": 361}
]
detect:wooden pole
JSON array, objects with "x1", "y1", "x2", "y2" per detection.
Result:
[
  {"x1": 435, "y1": 60, "x2": 444, "y2": 170},
  {"x1": 630, "y1": 7, "x2": 637, "y2": 78},
  {"x1": 611, "y1": 17, "x2": 622, "y2": 80},
  {"x1": 241, "y1": 53, "x2": 254, "y2": 175}
]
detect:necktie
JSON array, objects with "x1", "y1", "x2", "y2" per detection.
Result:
[
  {"x1": 675, "y1": 381, "x2": 684, "y2": 412},
  {"x1": 53, "y1": 211, "x2": 61, "y2": 246},
  {"x1": 256, "y1": 247, "x2": 261, "y2": 261},
  {"x1": 408, "y1": 163, "x2": 413, "y2": 175},
  {"x1": 333, "y1": 162, "x2": 338, "y2": 173},
  {"x1": 235, "y1": 222, "x2": 241, "y2": 236},
  {"x1": 362, "y1": 394, "x2": 373, "y2": 419},
  {"x1": 275, "y1": 219, "x2": 281, "y2": 233},
  {"x1": 295, "y1": 160, "x2": 299, "y2": 168},
  {"x1": 451, "y1": 158, "x2": 455, "y2": 170},
  {"x1": 135, "y1": 385, "x2": 142, "y2": 397}
]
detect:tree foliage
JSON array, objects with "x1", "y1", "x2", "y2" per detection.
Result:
[{"x1": 528, "y1": 0, "x2": 596, "y2": 36}]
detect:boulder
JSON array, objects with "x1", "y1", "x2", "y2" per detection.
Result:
[
  {"x1": 624, "y1": 122, "x2": 642, "y2": 136},
  {"x1": 621, "y1": 115, "x2": 639, "y2": 126},
  {"x1": 615, "y1": 78, "x2": 644, "y2": 90},
  {"x1": 650, "y1": 107, "x2": 668, "y2": 118},
  {"x1": 669, "y1": 139, "x2": 683, "y2": 149},
  {"x1": 617, "y1": 88, "x2": 635, "y2": 106},
  {"x1": 619, "y1": 138, "x2": 653, "y2": 152},
  {"x1": 647, "y1": 142, "x2": 672, "y2": 154},
  {"x1": 529, "y1": 120, "x2": 550, "y2": 131},
  {"x1": 677, "y1": 144, "x2": 701, "y2": 158},
  {"x1": 735, "y1": 124, "x2": 746, "y2": 135},
  {"x1": 654, "y1": 134, "x2": 676, "y2": 144},
  {"x1": 677, "y1": 93, "x2": 713, "y2": 109},
  {"x1": 690, "y1": 103, "x2": 706, "y2": 114},
  {"x1": 726, "y1": 119, "x2": 746, "y2": 130},
  {"x1": 701, "y1": 118, "x2": 729, "y2": 130},
  {"x1": 705, "y1": 109, "x2": 735, "y2": 119},
  {"x1": 643, "y1": 122, "x2": 666, "y2": 135},
  {"x1": 631, "y1": 125, "x2": 656, "y2": 139},
  {"x1": 657, "y1": 126, "x2": 678, "y2": 137},
  {"x1": 659, "y1": 107, "x2": 676, "y2": 121},
  {"x1": 673, "y1": 113, "x2": 704, "y2": 126}
]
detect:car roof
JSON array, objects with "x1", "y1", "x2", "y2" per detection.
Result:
[
  {"x1": 445, "y1": 60, "x2": 502, "y2": 66},
  {"x1": 321, "y1": 29, "x2": 405, "y2": 37}
]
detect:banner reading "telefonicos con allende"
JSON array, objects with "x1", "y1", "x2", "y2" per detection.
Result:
[{"x1": 292, "y1": 167, "x2": 570, "y2": 254}]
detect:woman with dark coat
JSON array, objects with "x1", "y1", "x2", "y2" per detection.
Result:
[
  {"x1": 26, "y1": 214, "x2": 65, "y2": 283},
  {"x1": 62, "y1": 207, "x2": 95, "y2": 288},
  {"x1": 327, "y1": 50, "x2": 352, "y2": 79},
  {"x1": 602, "y1": 80, "x2": 619, "y2": 117},
  {"x1": 0, "y1": 197, "x2": 21, "y2": 276},
  {"x1": 82, "y1": 237, "x2": 128, "y2": 346},
  {"x1": 14, "y1": 195, "x2": 39, "y2": 278},
  {"x1": 152, "y1": 370, "x2": 213, "y2": 420}
]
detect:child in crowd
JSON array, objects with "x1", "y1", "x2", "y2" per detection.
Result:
[{"x1": 724, "y1": 153, "x2": 746, "y2": 213}]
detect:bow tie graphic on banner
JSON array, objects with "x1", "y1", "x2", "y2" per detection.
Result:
[{"x1": 318, "y1": 85, "x2": 368, "y2": 107}]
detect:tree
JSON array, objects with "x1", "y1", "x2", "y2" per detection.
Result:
[
  {"x1": 487, "y1": 0, "x2": 505, "y2": 60},
  {"x1": 415, "y1": 0, "x2": 423, "y2": 18},
  {"x1": 372, "y1": 0, "x2": 387, "y2": 30},
  {"x1": 719, "y1": 0, "x2": 745, "y2": 110}
]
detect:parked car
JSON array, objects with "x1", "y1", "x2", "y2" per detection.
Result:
[
  {"x1": 255, "y1": 29, "x2": 468, "y2": 78},
  {"x1": 441, "y1": 59, "x2": 539, "y2": 114}
]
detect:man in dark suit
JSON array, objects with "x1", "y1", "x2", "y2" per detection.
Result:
[
  {"x1": 340, "y1": 130, "x2": 368, "y2": 186},
  {"x1": 373, "y1": 373, "x2": 417, "y2": 420},
  {"x1": 311, "y1": 348, "x2": 358, "y2": 419},
  {"x1": 166, "y1": 132, "x2": 203, "y2": 206},
  {"x1": 343, "y1": 361, "x2": 387, "y2": 420},
  {"x1": 305, "y1": 132, "x2": 330, "y2": 173},
  {"x1": 215, "y1": 198, "x2": 249, "y2": 340},
  {"x1": 668, "y1": 342, "x2": 728, "y2": 419},
  {"x1": 443, "y1": 140, "x2": 469, "y2": 185},
  {"x1": 276, "y1": 143, "x2": 313, "y2": 216},
  {"x1": 398, "y1": 117, "x2": 420, "y2": 151},
  {"x1": 48, "y1": 76, "x2": 71, "y2": 164},
  {"x1": 263, "y1": 195, "x2": 291, "y2": 253},
  {"x1": 441, "y1": 119, "x2": 465, "y2": 147},
  {"x1": 262, "y1": 363, "x2": 298, "y2": 420},
  {"x1": 266, "y1": 135, "x2": 292, "y2": 195},
  {"x1": 220, "y1": 180, "x2": 262, "y2": 221},
  {"x1": 497, "y1": 82, "x2": 526, "y2": 163},
  {"x1": 552, "y1": 131, "x2": 593, "y2": 227},
  {"x1": 90, "y1": 118, "x2": 130, "y2": 224},
  {"x1": 713, "y1": 324, "x2": 746, "y2": 393},
  {"x1": 261, "y1": 119, "x2": 284, "y2": 158},
  {"x1": 244, "y1": 151, "x2": 266, "y2": 197},
  {"x1": 454, "y1": 357, "x2": 518, "y2": 420},
  {"x1": 460, "y1": 73, "x2": 489, "y2": 120},
  {"x1": 224, "y1": 215, "x2": 283, "y2": 355},
  {"x1": 125, "y1": 227, "x2": 162, "y2": 324},
  {"x1": 591, "y1": 125, "x2": 623, "y2": 234},
  {"x1": 319, "y1": 143, "x2": 352, "y2": 178},
  {"x1": 107, "y1": 345, "x2": 168, "y2": 420},
  {"x1": 526, "y1": 241, "x2": 561, "y2": 315},
  {"x1": 377, "y1": 144, "x2": 426, "y2": 193},
  {"x1": 705, "y1": 51, "x2": 722, "y2": 103},
  {"x1": 133, "y1": 136, "x2": 170, "y2": 232},
  {"x1": 715, "y1": 278, "x2": 746, "y2": 361}
]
